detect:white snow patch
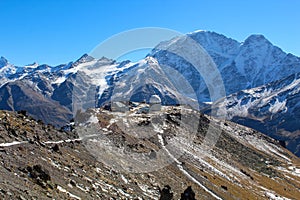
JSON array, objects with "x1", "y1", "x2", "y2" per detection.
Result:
[
  {"x1": 52, "y1": 76, "x2": 66, "y2": 84},
  {"x1": 222, "y1": 124, "x2": 291, "y2": 162},
  {"x1": 77, "y1": 61, "x2": 135, "y2": 97},
  {"x1": 120, "y1": 174, "x2": 129, "y2": 184},
  {"x1": 95, "y1": 167, "x2": 102, "y2": 173},
  {"x1": 138, "y1": 183, "x2": 159, "y2": 199},
  {"x1": 268, "y1": 99, "x2": 287, "y2": 113},
  {"x1": 265, "y1": 191, "x2": 291, "y2": 200},
  {"x1": 24, "y1": 63, "x2": 39, "y2": 68},
  {"x1": 288, "y1": 166, "x2": 300, "y2": 174},
  {"x1": 57, "y1": 185, "x2": 81, "y2": 200},
  {"x1": 48, "y1": 158, "x2": 61, "y2": 169},
  {"x1": 152, "y1": 123, "x2": 164, "y2": 133},
  {"x1": 117, "y1": 188, "x2": 131, "y2": 197},
  {"x1": 157, "y1": 134, "x2": 223, "y2": 200},
  {"x1": 44, "y1": 138, "x2": 81, "y2": 144},
  {"x1": 87, "y1": 115, "x2": 98, "y2": 124},
  {"x1": 278, "y1": 166, "x2": 300, "y2": 177},
  {"x1": 186, "y1": 151, "x2": 231, "y2": 180},
  {"x1": 0, "y1": 141, "x2": 28, "y2": 147},
  {"x1": 76, "y1": 184, "x2": 89, "y2": 193}
]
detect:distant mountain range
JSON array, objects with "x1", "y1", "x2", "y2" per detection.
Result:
[
  {"x1": 204, "y1": 72, "x2": 300, "y2": 156},
  {"x1": 1, "y1": 30, "x2": 300, "y2": 156}
]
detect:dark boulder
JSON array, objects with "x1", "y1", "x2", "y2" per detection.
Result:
[
  {"x1": 180, "y1": 186, "x2": 196, "y2": 200},
  {"x1": 159, "y1": 185, "x2": 173, "y2": 200}
]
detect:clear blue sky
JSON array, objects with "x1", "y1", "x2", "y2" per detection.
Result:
[{"x1": 0, "y1": 0, "x2": 299, "y2": 66}]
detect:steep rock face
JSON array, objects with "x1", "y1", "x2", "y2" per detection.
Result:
[
  {"x1": 106, "y1": 57, "x2": 196, "y2": 106},
  {"x1": 204, "y1": 72, "x2": 300, "y2": 156},
  {"x1": 152, "y1": 31, "x2": 300, "y2": 101},
  {"x1": 0, "y1": 81, "x2": 72, "y2": 127}
]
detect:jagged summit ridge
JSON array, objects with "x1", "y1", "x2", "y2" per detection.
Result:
[
  {"x1": 0, "y1": 31, "x2": 300, "y2": 158},
  {"x1": 188, "y1": 30, "x2": 241, "y2": 56},
  {"x1": 1, "y1": 31, "x2": 300, "y2": 106},
  {"x1": 152, "y1": 31, "x2": 300, "y2": 102},
  {"x1": 1, "y1": 31, "x2": 300, "y2": 108},
  {"x1": 243, "y1": 34, "x2": 270, "y2": 44}
]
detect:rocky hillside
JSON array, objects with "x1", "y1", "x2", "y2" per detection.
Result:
[
  {"x1": 1, "y1": 106, "x2": 299, "y2": 199},
  {"x1": 204, "y1": 72, "x2": 300, "y2": 157}
]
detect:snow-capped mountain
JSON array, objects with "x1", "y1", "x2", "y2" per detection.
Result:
[
  {"x1": 1, "y1": 31, "x2": 300, "y2": 107},
  {"x1": 204, "y1": 72, "x2": 300, "y2": 156},
  {"x1": 0, "y1": 30, "x2": 300, "y2": 156},
  {"x1": 0, "y1": 56, "x2": 21, "y2": 85},
  {"x1": 151, "y1": 31, "x2": 300, "y2": 102},
  {"x1": 0, "y1": 54, "x2": 138, "y2": 126}
]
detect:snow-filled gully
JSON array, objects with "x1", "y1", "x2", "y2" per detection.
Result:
[
  {"x1": 157, "y1": 134, "x2": 223, "y2": 200},
  {"x1": 1, "y1": 134, "x2": 223, "y2": 199},
  {"x1": 0, "y1": 133, "x2": 102, "y2": 148},
  {"x1": 0, "y1": 141, "x2": 28, "y2": 147},
  {"x1": 0, "y1": 122, "x2": 228, "y2": 200}
]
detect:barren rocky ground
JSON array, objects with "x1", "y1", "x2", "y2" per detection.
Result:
[{"x1": 0, "y1": 106, "x2": 299, "y2": 199}]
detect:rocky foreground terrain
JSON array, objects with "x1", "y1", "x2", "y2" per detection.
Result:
[{"x1": 0, "y1": 105, "x2": 300, "y2": 199}]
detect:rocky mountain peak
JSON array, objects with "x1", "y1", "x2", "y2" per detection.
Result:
[
  {"x1": 0, "y1": 56, "x2": 8, "y2": 68},
  {"x1": 72, "y1": 53, "x2": 95, "y2": 67},
  {"x1": 24, "y1": 62, "x2": 39, "y2": 68},
  {"x1": 97, "y1": 56, "x2": 116, "y2": 65},
  {"x1": 243, "y1": 34, "x2": 270, "y2": 45},
  {"x1": 188, "y1": 30, "x2": 241, "y2": 55},
  {"x1": 240, "y1": 34, "x2": 275, "y2": 55}
]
